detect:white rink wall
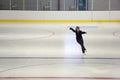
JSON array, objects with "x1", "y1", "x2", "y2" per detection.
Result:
[{"x1": 0, "y1": 11, "x2": 120, "y2": 20}]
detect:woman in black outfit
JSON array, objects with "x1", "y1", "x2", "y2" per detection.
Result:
[{"x1": 70, "y1": 26, "x2": 87, "y2": 54}]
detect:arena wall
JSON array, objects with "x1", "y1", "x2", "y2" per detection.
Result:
[{"x1": 0, "y1": 11, "x2": 120, "y2": 22}]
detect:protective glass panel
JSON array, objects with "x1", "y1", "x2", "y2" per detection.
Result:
[
  {"x1": 0, "y1": 0, "x2": 10, "y2": 10},
  {"x1": 38, "y1": 0, "x2": 50, "y2": 11},
  {"x1": 11, "y1": 0, "x2": 23, "y2": 10},
  {"x1": 93, "y1": 0, "x2": 109, "y2": 11},
  {"x1": 111, "y1": 0, "x2": 120, "y2": 10},
  {"x1": 24, "y1": 0, "x2": 37, "y2": 10}
]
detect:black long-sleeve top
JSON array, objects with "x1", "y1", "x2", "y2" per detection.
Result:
[{"x1": 70, "y1": 28, "x2": 86, "y2": 40}]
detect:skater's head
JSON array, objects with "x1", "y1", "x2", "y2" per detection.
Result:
[{"x1": 76, "y1": 26, "x2": 80, "y2": 32}]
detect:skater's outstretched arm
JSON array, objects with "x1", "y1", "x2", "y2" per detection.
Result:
[
  {"x1": 69, "y1": 27, "x2": 75, "y2": 32},
  {"x1": 81, "y1": 31, "x2": 87, "y2": 34}
]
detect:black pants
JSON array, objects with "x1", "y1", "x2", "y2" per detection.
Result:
[{"x1": 77, "y1": 39, "x2": 86, "y2": 53}]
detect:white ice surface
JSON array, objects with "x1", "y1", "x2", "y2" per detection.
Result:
[
  {"x1": 0, "y1": 23, "x2": 120, "y2": 58},
  {"x1": 0, "y1": 23, "x2": 120, "y2": 80}
]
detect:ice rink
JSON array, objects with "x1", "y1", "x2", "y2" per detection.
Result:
[{"x1": 0, "y1": 22, "x2": 120, "y2": 80}]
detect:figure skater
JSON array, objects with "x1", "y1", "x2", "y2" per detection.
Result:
[{"x1": 70, "y1": 26, "x2": 87, "y2": 54}]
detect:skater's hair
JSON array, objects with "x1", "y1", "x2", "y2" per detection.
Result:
[{"x1": 76, "y1": 26, "x2": 80, "y2": 30}]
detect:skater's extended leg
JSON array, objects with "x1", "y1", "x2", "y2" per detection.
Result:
[
  {"x1": 81, "y1": 43, "x2": 86, "y2": 54},
  {"x1": 78, "y1": 40, "x2": 86, "y2": 54}
]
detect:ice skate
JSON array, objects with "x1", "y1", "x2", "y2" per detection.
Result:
[{"x1": 82, "y1": 49, "x2": 87, "y2": 55}]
